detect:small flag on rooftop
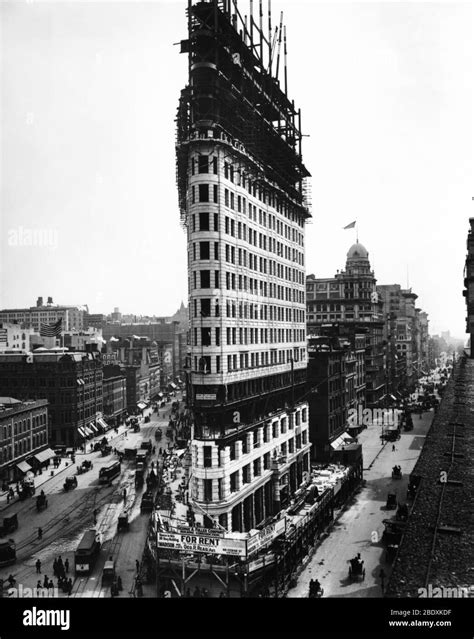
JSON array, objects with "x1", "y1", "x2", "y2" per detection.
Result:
[
  {"x1": 39, "y1": 318, "x2": 62, "y2": 337},
  {"x1": 343, "y1": 221, "x2": 356, "y2": 229}
]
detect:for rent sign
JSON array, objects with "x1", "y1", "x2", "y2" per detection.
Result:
[{"x1": 156, "y1": 531, "x2": 247, "y2": 558}]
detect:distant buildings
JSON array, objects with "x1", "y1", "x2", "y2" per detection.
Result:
[
  {"x1": 377, "y1": 285, "x2": 431, "y2": 395},
  {"x1": 307, "y1": 242, "x2": 386, "y2": 407},
  {"x1": 463, "y1": 218, "x2": 474, "y2": 355},
  {"x1": 0, "y1": 297, "x2": 87, "y2": 332},
  {"x1": 0, "y1": 397, "x2": 50, "y2": 484}
]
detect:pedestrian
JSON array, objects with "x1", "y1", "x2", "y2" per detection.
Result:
[
  {"x1": 53, "y1": 558, "x2": 58, "y2": 577},
  {"x1": 135, "y1": 559, "x2": 140, "y2": 573},
  {"x1": 379, "y1": 568, "x2": 386, "y2": 592},
  {"x1": 36, "y1": 580, "x2": 42, "y2": 590},
  {"x1": 43, "y1": 574, "x2": 49, "y2": 588},
  {"x1": 65, "y1": 558, "x2": 69, "y2": 574},
  {"x1": 38, "y1": 527, "x2": 43, "y2": 540},
  {"x1": 7, "y1": 492, "x2": 10, "y2": 504},
  {"x1": 392, "y1": 444, "x2": 396, "y2": 452},
  {"x1": 35, "y1": 559, "x2": 41, "y2": 574},
  {"x1": 123, "y1": 488, "x2": 127, "y2": 502},
  {"x1": 67, "y1": 578, "x2": 73, "y2": 596},
  {"x1": 117, "y1": 576, "x2": 123, "y2": 591}
]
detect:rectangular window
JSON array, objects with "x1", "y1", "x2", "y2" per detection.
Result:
[
  {"x1": 203, "y1": 478, "x2": 213, "y2": 501},
  {"x1": 199, "y1": 212, "x2": 210, "y2": 231},
  {"x1": 215, "y1": 327, "x2": 220, "y2": 346},
  {"x1": 214, "y1": 242, "x2": 218, "y2": 260},
  {"x1": 215, "y1": 271, "x2": 219, "y2": 288},
  {"x1": 201, "y1": 327, "x2": 210, "y2": 347},
  {"x1": 200, "y1": 241, "x2": 210, "y2": 260},
  {"x1": 200, "y1": 298, "x2": 211, "y2": 317},
  {"x1": 199, "y1": 184, "x2": 209, "y2": 202},
  {"x1": 198, "y1": 156, "x2": 208, "y2": 173},
  {"x1": 213, "y1": 184, "x2": 218, "y2": 203},
  {"x1": 200, "y1": 271, "x2": 210, "y2": 288},
  {"x1": 203, "y1": 445, "x2": 212, "y2": 467}
]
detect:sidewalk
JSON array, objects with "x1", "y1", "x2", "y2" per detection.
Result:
[{"x1": 0, "y1": 422, "x2": 131, "y2": 513}]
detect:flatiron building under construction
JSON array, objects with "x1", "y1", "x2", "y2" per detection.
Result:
[{"x1": 176, "y1": 0, "x2": 312, "y2": 532}]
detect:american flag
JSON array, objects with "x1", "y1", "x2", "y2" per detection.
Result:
[{"x1": 39, "y1": 318, "x2": 63, "y2": 337}]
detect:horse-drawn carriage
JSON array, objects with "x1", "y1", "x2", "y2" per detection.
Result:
[
  {"x1": 386, "y1": 492, "x2": 397, "y2": 510},
  {"x1": 308, "y1": 579, "x2": 324, "y2": 598},
  {"x1": 146, "y1": 469, "x2": 157, "y2": 489},
  {"x1": 36, "y1": 492, "x2": 48, "y2": 512},
  {"x1": 19, "y1": 479, "x2": 35, "y2": 501},
  {"x1": 0, "y1": 514, "x2": 18, "y2": 537},
  {"x1": 101, "y1": 445, "x2": 112, "y2": 457},
  {"x1": 117, "y1": 511, "x2": 129, "y2": 533},
  {"x1": 77, "y1": 460, "x2": 93, "y2": 474},
  {"x1": 382, "y1": 519, "x2": 406, "y2": 563},
  {"x1": 392, "y1": 465, "x2": 402, "y2": 480},
  {"x1": 154, "y1": 429, "x2": 162, "y2": 441},
  {"x1": 396, "y1": 503, "x2": 408, "y2": 521},
  {"x1": 348, "y1": 555, "x2": 365, "y2": 581},
  {"x1": 64, "y1": 476, "x2": 78, "y2": 492}
]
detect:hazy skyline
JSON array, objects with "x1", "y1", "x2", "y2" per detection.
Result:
[{"x1": 1, "y1": 0, "x2": 473, "y2": 337}]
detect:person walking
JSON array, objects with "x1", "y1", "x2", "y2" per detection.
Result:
[
  {"x1": 392, "y1": 444, "x2": 396, "y2": 452},
  {"x1": 64, "y1": 558, "x2": 69, "y2": 574},
  {"x1": 135, "y1": 559, "x2": 140, "y2": 573},
  {"x1": 43, "y1": 574, "x2": 49, "y2": 588},
  {"x1": 35, "y1": 559, "x2": 41, "y2": 574},
  {"x1": 38, "y1": 527, "x2": 43, "y2": 540}
]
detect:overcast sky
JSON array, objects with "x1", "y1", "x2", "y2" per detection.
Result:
[{"x1": 1, "y1": 0, "x2": 473, "y2": 337}]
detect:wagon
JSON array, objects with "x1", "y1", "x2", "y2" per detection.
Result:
[
  {"x1": 0, "y1": 514, "x2": 18, "y2": 537},
  {"x1": 386, "y1": 493, "x2": 397, "y2": 510},
  {"x1": 101, "y1": 560, "x2": 116, "y2": 586},
  {"x1": 348, "y1": 556, "x2": 365, "y2": 581},
  {"x1": 117, "y1": 511, "x2": 129, "y2": 532},
  {"x1": 64, "y1": 476, "x2": 78, "y2": 491},
  {"x1": 36, "y1": 493, "x2": 48, "y2": 512}
]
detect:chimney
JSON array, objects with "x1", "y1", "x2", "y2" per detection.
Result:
[
  {"x1": 36, "y1": 297, "x2": 43, "y2": 307},
  {"x1": 47, "y1": 296, "x2": 53, "y2": 305}
]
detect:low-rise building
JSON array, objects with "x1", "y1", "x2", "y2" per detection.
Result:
[{"x1": 0, "y1": 398, "x2": 49, "y2": 484}]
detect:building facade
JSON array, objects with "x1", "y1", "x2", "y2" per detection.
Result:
[
  {"x1": 306, "y1": 242, "x2": 386, "y2": 406},
  {"x1": 176, "y1": 0, "x2": 311, "y2": 532},
  {"x1": 102, "y1": 365, "x2": 127, "y2": 426},
  {"x1": 0, "y1": 351, "x2": 102, "y2": 446},
  {"x1": 0, "y1": 398, "x2": 49, "y2": 483},
  {"x1": 463, "y1": 218, "x2": 474, "y2": 355},
  {"x1": 0, "y1": 297, "x2": 86, "y2": 332}
]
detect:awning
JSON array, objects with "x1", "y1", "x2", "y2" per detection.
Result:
[
  {"x1": 16, "y1": 460, "x2": 32, "y2": 474},
  {"x1": 137, "y1": 402, "x2": 147, "y2": 410},
  {"x1": 168, "y1": 382, "x2": 177, "y2": 390},
  {"x1": 33, "y1": 448, "x2": 56, "y2": 464},
  {"x1": 77, "y1": 427, "x2": 86, "y2": 438},
  {"x1": 330, "y1": 433, "x2": 349, "y2": 450},
  {"x1": 83, "y1": 426, "x2": 93, "y2": 436},
  {"x1": 174, "y1": 449, "x2": 186, "y2": 458},
  {"x1": 97, "y1": 418, "x2": 109, "y2": 431},
  {"x1": 157, "y1": 393, "x2": 164, "y2": 398},
  {"x1": 389, "y1": 394, "x2": 397, "y2": 401},
  {"x1": 89, "y1": 423, "x2": 99, "y2": 433}
]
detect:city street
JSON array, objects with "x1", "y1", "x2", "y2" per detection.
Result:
[
  {"x1": 0, "y1": 398, "x2": 180, "y2": 598},
  {"x1": 287, "y1": 407, "x2": 435, "y2": 598}
]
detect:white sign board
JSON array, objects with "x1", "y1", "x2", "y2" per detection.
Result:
[
  {"x1": 157, "y1": 531, "x2": 247, "y2": 558},
  {"x1": 195, "y1": 394, "x2": 217, "y2": 400}
]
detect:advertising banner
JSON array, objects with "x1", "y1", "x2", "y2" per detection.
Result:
[
  {"x1": 157, "y1": 531, "x2": 247, "y2": 558},
  {"x1": 246, "y1": 518, "x2": 286, "y2": 556}
]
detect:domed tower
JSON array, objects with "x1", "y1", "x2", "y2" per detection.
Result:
[{"x1": 345, "y1": 242, "x2": 372, "y2": 276}]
